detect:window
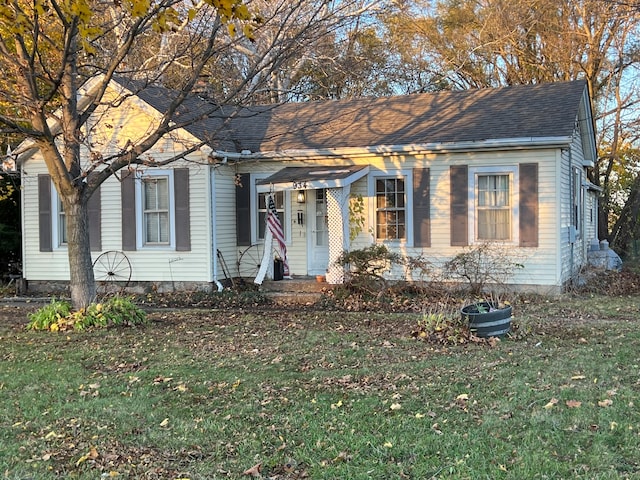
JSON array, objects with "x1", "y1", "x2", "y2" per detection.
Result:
[
  {"x1": 375, "y1": 177, "x2": 406, "y2": 241},
  {"x1": 477, "y1": 174, "x2": 511, "y2": 241},
  {"x1": 257, "y1": 191, "x2": 285, "y2": 240},
  {"x1": 58, "y1": 197, "x2": 67, "y2": 245},
  {"x1": 572, "y1": 167, "x2": 582, "y2": 237},
  {"x1": 143, "y1": 176, "x2": 170, "y2": 244},
  {"x1": 50, "y1": 187, "x2": 67, "y2": 248},
  {"x1": 135, "y1": 170, "x2": 175, "y2": 249},
  {"x1": 469, "y1": 166, "x2": 518, "y2": 244}
]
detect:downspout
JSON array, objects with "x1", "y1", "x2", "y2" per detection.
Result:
[
  {"x1": 209, "y1": 164, "x2": 224, "y2": 292},
  {"x1": 569, "y1": 147, "x2": 574, "y2": 280}
]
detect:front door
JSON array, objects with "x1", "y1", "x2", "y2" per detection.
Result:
[{"x1": 308, "y1": 189, "x2": 329, "y2": 275}]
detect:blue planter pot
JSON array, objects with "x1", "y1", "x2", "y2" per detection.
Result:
[{"x1": 461, "y1": 302, "x2": 512, "y2": 338}]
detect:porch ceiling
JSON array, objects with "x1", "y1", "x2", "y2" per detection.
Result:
[{"x1": 256, "y1": 165, "x2": 369, "y2": 192}]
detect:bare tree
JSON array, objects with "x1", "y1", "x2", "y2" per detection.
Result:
[
  {"x1": 386, "y1": 0, "x2": 640, "y2": 248},
  {"x1": 0, "y1": 0, "x2": 371, "y2": 309}
]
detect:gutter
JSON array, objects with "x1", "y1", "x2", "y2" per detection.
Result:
[{"x1": 209, "y1": 136, "x2": 574, "y2": 162}]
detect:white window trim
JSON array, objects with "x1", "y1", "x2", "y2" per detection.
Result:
[
  {"x1": 135, "y1": 169, "x2": 176, "y2": 250},
  {"x1": 368, "y1": 169, "x2": 413, "y2": 247},
  {"x1": 51, "y1": 186, "x2": 67, "y2": 249},
  {"x1": 468, "y1": 165, "x2": 519, "y2": 245},
  {"x1": 250, "y1": 174, "x2": 291, "y2": 245}
]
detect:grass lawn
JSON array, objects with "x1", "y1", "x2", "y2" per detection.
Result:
[{"x1": 1, "y1": 294, "x2": 639, "y2": 479}]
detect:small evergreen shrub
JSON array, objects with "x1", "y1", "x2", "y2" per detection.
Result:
[{"x1": 28, "y1": 296, "x2": 146, "y2": 332}]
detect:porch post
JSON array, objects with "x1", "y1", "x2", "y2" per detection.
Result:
[{"x1": 326, "y1": 186, "x2": 351, "y2": 284}]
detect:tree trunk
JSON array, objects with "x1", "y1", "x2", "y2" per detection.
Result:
[{"x1": 65, "y1": 198, "x2": 96, "y2": 310}]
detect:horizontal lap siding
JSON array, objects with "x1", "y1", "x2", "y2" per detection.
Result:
[
  {"x1": 22, "y1": 162, "x2": 71, "y2": 280},
  {"x1": 214, "y1": 164, "x2": 240, "y2": 279},
  {"x1": 125, "y1": 157, "x2": 211, "y2": 283},
  {"x1": 22, "y1": 155, "x2": 213, "y2": 283},
  {"x1": 377, "y1": 151, "x2": 561, "y2": 288}
]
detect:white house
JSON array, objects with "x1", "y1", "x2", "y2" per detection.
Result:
[{"x1": 18, "y1": 78, "x2": 599, "y2": 294}]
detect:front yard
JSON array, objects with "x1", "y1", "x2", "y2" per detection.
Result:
[{"x1": 0, "y1": 290, "x2": 639, "y2": 479}]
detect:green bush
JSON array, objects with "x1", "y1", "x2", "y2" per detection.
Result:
[{"x1": 27, "y1": 296, "x2": 146, "y2": 332}]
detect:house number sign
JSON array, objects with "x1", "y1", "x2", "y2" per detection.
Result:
[{"x1": 292, "y1": 181, "x2": 308, "y2": 189}]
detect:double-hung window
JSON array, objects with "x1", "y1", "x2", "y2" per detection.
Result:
[
  {"x1": 471, "y1": 167, "x2": 518, "y2": 243},
  {"x1": 135, "y1": 170, "x2": 175, "y2": 249},
  {"x1": 375, "y1": 176, "x2": 406, "y2": 241},
  {"x1": 257, "y1": 191, "x2": 285, "y2": 241},
  {"x1": 50, "y1": 187, "x2": 67, "y2": 247},
  {"x1": 58, "y1": 199, "x2": 67, "y2": 245},
  {"x1": 142, "y1": 176, "x2": 170, "y2": 245}
]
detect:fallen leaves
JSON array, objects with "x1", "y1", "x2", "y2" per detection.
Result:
[{"x1": 242, "y1": 462, "x2": 262, "y2": 477}]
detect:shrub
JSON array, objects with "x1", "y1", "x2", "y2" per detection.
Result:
[
  {"x1": 443, "y1": 242, "x2": 524, "y2": 296},
  {"x1": 336, "y1": 245, "x2": 404, "y2": 295},
  {"x1": 28, "y1": 296, "x2": 146, "y2": 332}
]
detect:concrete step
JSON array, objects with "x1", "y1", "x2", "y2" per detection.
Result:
[
  {"x1": 260, "y1": 277, "x2": 333, "y2": 305},
  {"x1": 260, "y1": 277, "x2": 329, "y2": 293}
]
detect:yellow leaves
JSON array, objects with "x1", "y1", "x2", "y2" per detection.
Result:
[
  {"x1": 76, "y1": 446, "x2": 99, "y2": 466},
  {"x1": 383, "y1": 441, "x2": 393, "y2": 448},
  {"x1": 330, "y1": 400, "x2": 343, "y2": 410},
  {"x1": 544, "y1": 398, "x2": 559, "y2": 410},
  {"x1": 389, "y1": 403, "x2": 402, "y2": 411},
  {"x1": 159, "y1": 418, "x2": 170, "y2": 427}
]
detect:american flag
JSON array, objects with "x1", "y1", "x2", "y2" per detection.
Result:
[{"x1": 267, "y1": 194, "x2": 289, "y2": 276}]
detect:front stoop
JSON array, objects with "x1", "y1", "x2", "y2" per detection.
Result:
[{"x1": 260, "y1": 277, "x2": 334, "y2": 305}]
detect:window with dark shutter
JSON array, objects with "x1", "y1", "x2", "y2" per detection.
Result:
[
  {"x1": 121, "y1": 172, "x2": 137, "y2": 251},
  {"x1": 236, "y1": 173, "x2": 251, "y2": 246},
  {"x1": 519, "y1": 163, "x2": 538, "y2": 247},
  {"x1": 450, "y1": 165, "x2": 468, "y2": 246},
  {"x1": 413, "y1": 168, "x2": 430, "y2": 247},
  {"x1": 174, "y1": 168, "x2": 191, "y2": 251},
  {"x1": 38, "y1": 174, "x2": 52, "y2": 252},
  {"x1": 88, "y1": 187, "x2": 102, "y2": 252}
]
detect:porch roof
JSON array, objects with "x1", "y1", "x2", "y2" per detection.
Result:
[{"x1": 255, "y1": 165, "x2": 369, "y2": 193}]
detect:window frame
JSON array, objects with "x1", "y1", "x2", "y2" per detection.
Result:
[
  {"x1": 51, "y1": 187, "x2": 67, "y2": 248},
  {"x1": 135, "y1": 169, "x2": 176, "y2": 249},
  {"x1": 468, "y1": 166, "x2": 519, "y2": 245},
  {"x1": 368, "y1": 169, "x2": 413, "y2": 246},
  {"x1": 571, "y1": 166, "x2": 583, "y2": 240},
  {"x1": 251, "y1": 174, "x2": 290, "y2": 245}
]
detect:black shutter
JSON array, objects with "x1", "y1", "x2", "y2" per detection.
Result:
[
  {"x1": 413, "y1": 168, "x2": 431, "y2": 247},
  {"x1": 236, "y1": 173, "x2": 251, "y2": 246},
  {"x1": 174, "y1": 168, "x2": 191, "y2": 251},
  {"x1": 450, "y1": 165, "x2": 468, "y2": 246},
  {"x1": 38, "y1": 174, "x2": 52, "y2": 252},
  {"x1": 519, "y1": 163, "x2": 539, "y2": 247},
  {"x1": 121, "y1": 172, "x2": 137, "y2": 251},
  {"x1": 88, "y1": 187, "x2": 102, "y2": 252}
]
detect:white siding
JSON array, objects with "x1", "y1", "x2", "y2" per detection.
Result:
[
  {"x1": 235, "y1": 148, "x2": 567, "y2": 291},
  {"x1": 21, "y1": 84, "x2": 215, "y2": 285}
]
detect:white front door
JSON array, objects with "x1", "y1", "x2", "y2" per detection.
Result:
[{"x1": 308, "y1": 189, "x2": 329, "y2": 275}]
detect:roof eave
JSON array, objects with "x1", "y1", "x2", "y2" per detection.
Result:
[{"x1": 212, "y1": 136, "x2": 574, "y2": 161}]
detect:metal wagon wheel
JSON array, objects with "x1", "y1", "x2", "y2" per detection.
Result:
[
  {"x1": 236, "y1": 243, "x2": 265, "y2": 280},
  {"x1": 93, "y1": 250, "x2": 132, "y2": 295}
]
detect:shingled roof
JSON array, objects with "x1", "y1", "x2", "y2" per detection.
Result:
[{"x1": 129, "y1": 79, "x2": 590, "y2": 155}]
